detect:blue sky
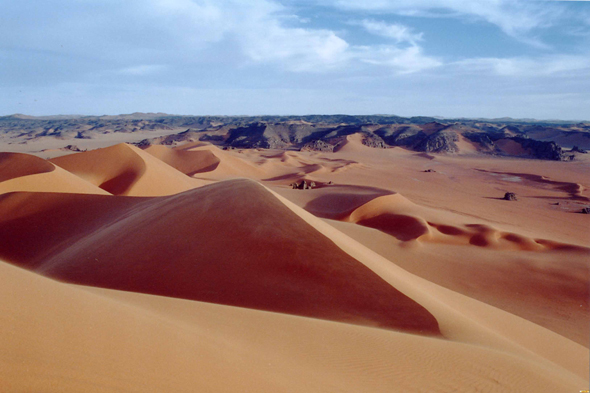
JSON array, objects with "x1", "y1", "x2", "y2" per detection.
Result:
[{"x1": 1, "y1": 0, "x2": 589, "y2": 119}]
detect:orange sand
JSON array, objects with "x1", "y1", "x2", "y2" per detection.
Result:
[{"x1": 0, "y1": 138, "x2": 588, "y2": 392}]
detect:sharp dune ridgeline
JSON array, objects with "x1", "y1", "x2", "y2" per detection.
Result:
[{"x1": 0, "y1": 118, "x2": 589, "y2": 392}]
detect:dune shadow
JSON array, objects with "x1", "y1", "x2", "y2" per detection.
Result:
[
  {"x1": 302, "y1": 185, "x2": 394, "y2": 219},
  {"x1": 357, "y1": 214, "x2": 429, "y2": 241},
  {"x1": 99, "y1": 170, "x2": 138, "y2": 195},
  {"x1": 188, "y1": 160, "x2": 220, "y2": 176}
]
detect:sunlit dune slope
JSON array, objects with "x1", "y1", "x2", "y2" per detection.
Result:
[
  {"x1": 176, "y1": 143, "x2": 266, "y2": 179},
  {"x1": 314, "y1": 192, "x2": 590, "y2": 346},
  {"x1": 143, "y1": 144, "x2": 221, "y2": 175},
  {"x1": 50, "y1": 143, "x2": 203, "y2": 196},
  {"x1": 0, "y1": 180, "x2": 439, "y2": 334},
  {"x1": 347, "y1": 193, "x2": 589, "y2": 252},
  {"x1": 1, "y1": 260, "x2": 582, "y2": 393},
  {"x1": 0, "y1": 152, "x2": 110, "y2": 195}
]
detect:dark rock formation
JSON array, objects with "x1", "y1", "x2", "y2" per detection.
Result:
[
  {"x1": 571, "y1": 146, "x2": 587, "y2": 154},
  {"x1": 290, "y1": 180, "x2": 316, "y2": 190},
  {"x1": 423, "y1": 169, "x2": 436, "y2": 173},
  {"x1": 362, "y1": 133, "x2": 387, "y2": 149},
  {"x1": 416, "y1": 131, "x2": 459, "y2": 153},
  {"x1": 300, "y1": 140, "x2": 335, "y2": 152},
  {"x1": 464, "y1": 133, "x2": 494, "y2": 149},
  {"x1": 581, "y1": 207, "x2": 590, "y2": 214},
  {"x1": 63, "y1": 145, "x2": 85, "y2": 152},
  {"x1": 374, "y1": 126, "x2": 426, "y2": 148},
  {"x1": 510, "y1": 137, "x2": 565, "y2": 161},
  {"x1": 503, "y1": 192, "x2": 518, "y2": 201}
]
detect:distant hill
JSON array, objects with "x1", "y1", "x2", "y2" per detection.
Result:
[{"x1": 2, "y1": 113, "x2": 589, "y2": 160}]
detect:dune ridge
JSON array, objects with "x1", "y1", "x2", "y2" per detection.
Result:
[
  {"x1": 269, "y1": 188, "x2": 588, "y2": 380},
  {"x1": 0, "y1": 180, "x2": 440, "y2": 335},
  {"x1": 143, "y1": 144, "x2": 221, "y2": 175},
  {"x1": 0, "y1": 152, "x2": 110, "y2": 195},
  {"x1": 50, "y1": 143, "x2": 203, "y2": 196}
]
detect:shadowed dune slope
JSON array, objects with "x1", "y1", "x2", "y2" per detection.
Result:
[
  {"x1": 0, "y1": 192, "x2": 141, "y2": 265},
  {"x1": 50, "y1": 143, "x2": 202, "y2": 196},
  {"x1": 143, "y1": 144, "x2": 221, "y2": 175},
  {"x1": 1, "y1": 260, "x2": 582, "y2": 393},
  {"x1": 0, "y1": 180, "x2": 440, "y2": 335},
  {"x1": 0, "y1": 152, "x2": 54, "y2": 182}
]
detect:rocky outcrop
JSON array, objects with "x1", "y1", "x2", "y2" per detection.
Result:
[
  {"x1": 503, "y1": 192, "x2": 518, "y2": 201},
  {"x1": 63, "y1": 145, "x2": 86, "y2": 152},
  {"x1": 510, "y1": 137, "x2": 565, "y2": 161},
  {"x1": 416, "y1": 131, "x2": 459, "y2": 153},
  {"x1": 300, "y1": 140, "x2": 335, "y2": 152},
  {"x1": 290, "y1": 180, "x2": 316, "y2": 190},
  {"x1": 374, "y1": 126, "x2": 426, "y2": 148},
  {"x1": 571, "y1": 146, "x2": 587, "y2": 154},
  {"x1": 464, "y1": 133, "x2": 495, "y2": 150},
  {"x1": 362, "y1": 133, "x2": 387, "y2": 149}
]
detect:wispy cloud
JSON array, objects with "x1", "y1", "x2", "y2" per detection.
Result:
[
  {"x1": 116, "y1": 65, "x2": 166, "y2": 76},
  {"x1": 357, "y1": 45, "x2": 442, "y2": 74},
  {"x1": 454, "y1": 54, "x2": 590, "y2": 77},
  {"x1": 327, "y1": 0, "x2": 566, "y2": 46},
  {"x1": 359, "y1": 19, "x2": 423, "y2": 45}
]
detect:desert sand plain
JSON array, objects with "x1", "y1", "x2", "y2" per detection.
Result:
[{"x1": 0, "y1": 129, "x2": 588, "y2": 392}]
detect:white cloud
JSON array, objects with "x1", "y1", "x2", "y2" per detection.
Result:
[
  {"x1": 454, "y1": 55, "x2": 590, "y2": 77},
  {"x1": 357, "y1": 45, "x2": 442, "y2": 74},
  {"x1": 116, "y1": 65, "x2": 166, "y2": 76},
  {"x1": 327, "y1": 0, "x2": 564, "y2": 45},
  {"x1": 360, "y1": 20, "x2": 423, "y2": 44}
]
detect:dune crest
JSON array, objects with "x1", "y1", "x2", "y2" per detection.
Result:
[
  {"x1": 0, "y1": 152, "x2": 110, "y2": 195},
  {"x1": 0, "y1": 180, "x2": 440, "y2": 335},
  {"x1": 346, "y1": 194, "x2": 589, "y2": 252},
  {"x1": 143, "y1": 144, "x2": 221, "y2": 175},
  {"x1": 50, "y1": 143, "x2": 203, "y2": 196},
  {"x1": 0, "y1": 152, "x2": 55, "y2": 182}
]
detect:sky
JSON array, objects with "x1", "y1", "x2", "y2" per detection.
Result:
[{"x1": 1, "y1": 0, "x2": 589, "y2": 120}]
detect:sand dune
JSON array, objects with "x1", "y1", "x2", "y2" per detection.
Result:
[
  {"x1": 0, "y1": 180, "x2": 440, "y2": 334},
  {"x1": 0, "y1": 152, "x2": 55, "y2": 182},
  {"x1": 143, "y1": 144, "x2": 221, "y2": 175},
  {"x1": 176, "y1": 143, "x2": 267, "y2": 179},
  {"x1": 1, "y1": 133, "x2": 588, "y2": 392},
  {"x1": 1, "y1": 260, "x2": 583, "y2": 393},
  {"x1": 50, "y1": 143, "x2": 202, "y2": 196},
  {"x1": 0, "y1": 152, "x2": 110, "y2": 195},
  {"x1": 273, "y1": 180, "x2": 589, "y2": 347},
  {"x1": 347, "y1": 193, "x2": 589, "y2": 251},
  {"x1": 270, "y1": 188, "x2": 588, "y2": 379}
]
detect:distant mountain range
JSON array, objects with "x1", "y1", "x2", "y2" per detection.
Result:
[{"x1": 2, "y1": 113, "x2": 589, "y2": 160}]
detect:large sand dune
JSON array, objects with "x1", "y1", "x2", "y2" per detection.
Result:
[
  {"x1": 0, "y1": 152, "x2": 110, "y2": 195},
  {"x1": 0, "y1": 181, "x2": 440, "y2": 334},
  {"x1": 50, "y1": 143, "x2": 203, "y2": 196},
  {"x1": 1, "y1": 260, "x2": 584, "y2": 393},
  {"x1": 1, "y1": 141, "x2": 588, "y2": 392}
]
